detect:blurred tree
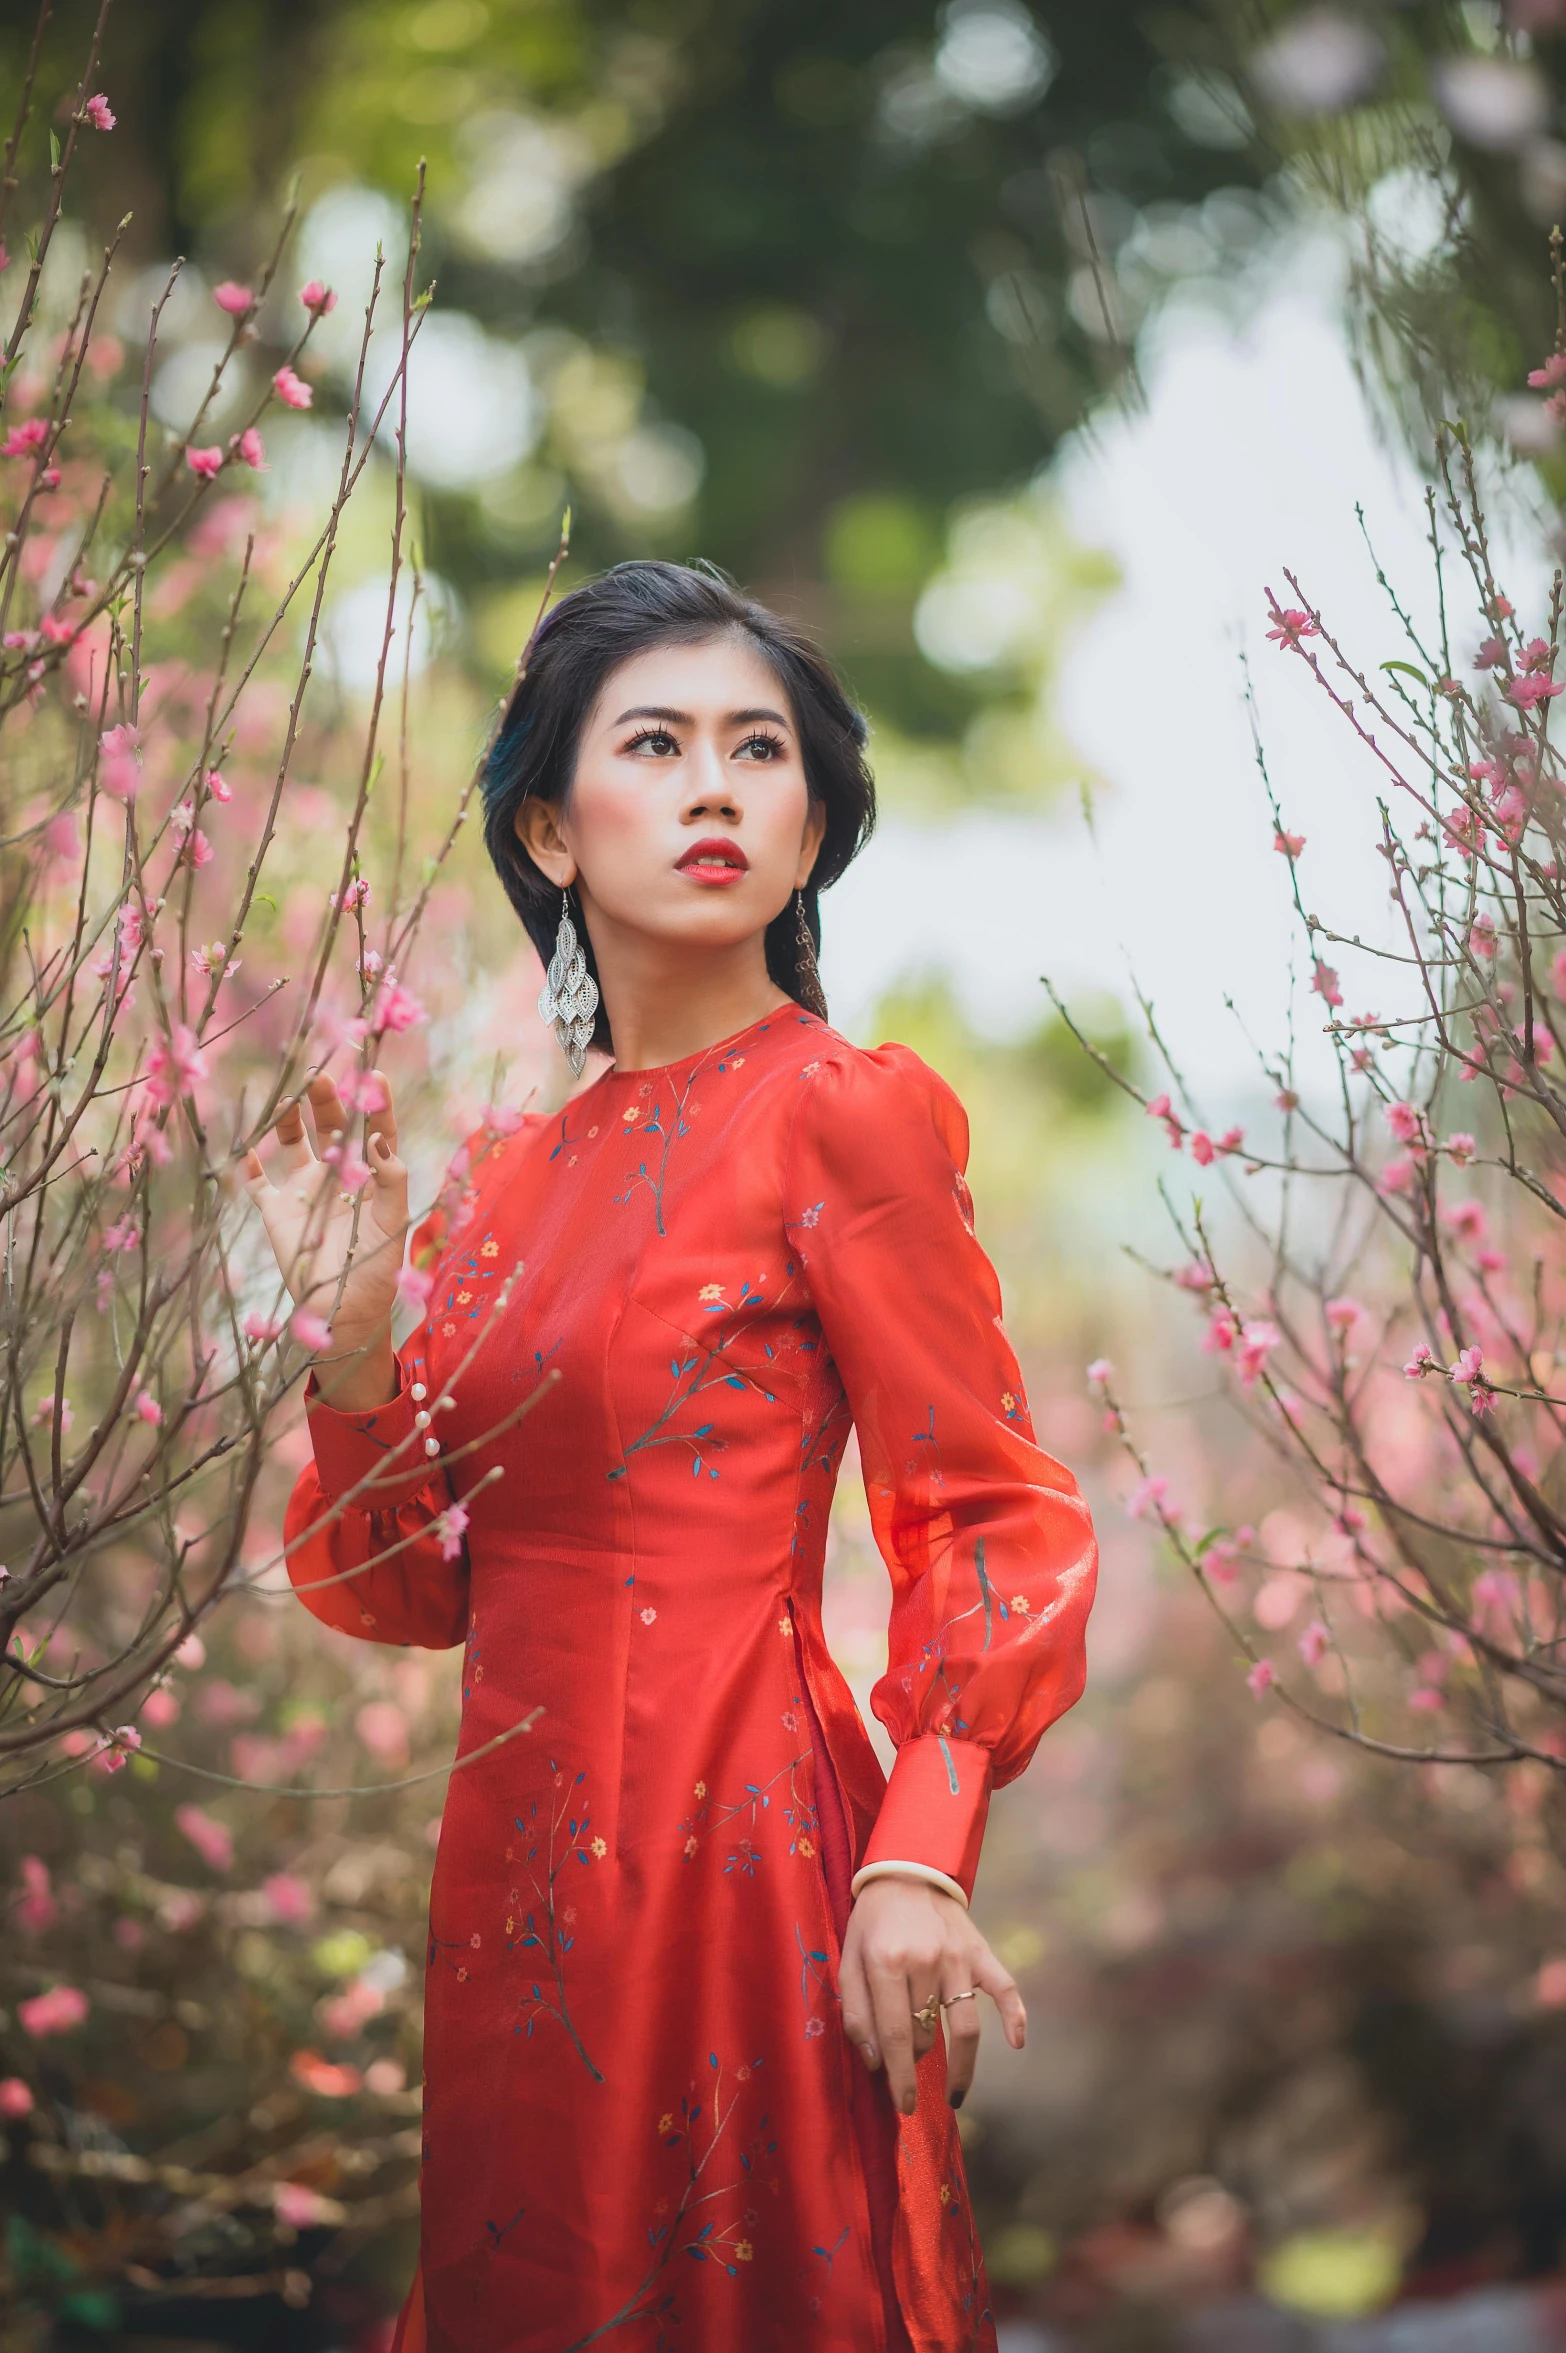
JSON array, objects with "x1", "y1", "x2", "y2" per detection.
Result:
[{"x1": 5, "y1": 0, "x2": 1269, "y2": 741}]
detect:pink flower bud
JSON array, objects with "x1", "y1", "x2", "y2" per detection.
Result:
[
  {"x1": 212, "y1": 281, "x2": 254, "y2": 316},
  {"x1": 298, "y1": 280, "x2": 338, "y2": 317},
  {"x1": 272, "y1": 364, "x2": 313, "y2": 411},
  {"x1": 83, "y1": 93, "x2": 115, "y2": 130},
  {"x1": 186, "y1": 445, "x2": 224, "y2": 480}
]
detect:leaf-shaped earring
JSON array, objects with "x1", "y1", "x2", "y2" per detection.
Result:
[{"x1": 537, "y1": 884, "x2": 600, "y2": 1076}]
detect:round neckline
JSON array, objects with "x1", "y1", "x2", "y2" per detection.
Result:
[{"x1": 595, "y1": 1007, "x2": 794, "y2": 1086}]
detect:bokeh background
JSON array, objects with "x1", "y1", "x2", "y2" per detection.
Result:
[{"x1": 9, "y1": 1, "x2": 1566, "y2": 2346}]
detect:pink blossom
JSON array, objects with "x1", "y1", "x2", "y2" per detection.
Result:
[
  {"x1": 1474, "y1": 635, "x2": 1507, "y2": 670},
  {"x1": 1125, "y1": 1474, "x2": 1170, "y2": 1523},
  {"x1": 1144, "y1": 1091, "x2": 1184, "y2": 1148},
  {"x1": 82, "y1": 93, "x2": 115, "y2": 130},
  {"x1": 1245, "y1": 1659, "x2": 1276, "y2": 1697},
  {"x1": 186, "y1": 444, "x2": 223, "y2": 481},
  {"x1": 0, "y1": 2078, "x2": 34, "y2": 2117},
  {"x1": 1507, "y1": 671, "x2": 1562, "y2": 709},
  {"x1": 395, "y1": 1263, "x2": 433, "y2": 1318},
  {"x1": 242, "y1": 1312, "x2": 282, "y2": 1344},
  {"x1": 212, "y1": 281, "x2": 254, "y2": 316},
  {"x1": 15, "y1": 1856, "x2": 56, "y2": 1934},
  {"x1": 1203, "y1": 1308, "x2": 1237, "y2": 1354},
  {"x1": 143, "y1": 1023, "x2": 209, "y2": 1109},
  {"x1": 1408, "y1": 1686, "x2": 1446, "y2": 1714},
  {"x1": 174, "y1": 1632, "x2": 206, "y2": 1669},
  {"x1": 1404, "y1": 1343, "x2": 1436, "y2": 1380},
  {"x1": 1298, "y1": 1620, "x2": 1330, "y2": 1667},
  {"x1": 1530, "y1": 352, "x2": 1566, "y2": 386},
  {"x1": 1, "y1": 418, "x2": 47, "y2": 458},
  {"x1": 204, "y1": 767, "x2": 233, "y2": 802},
  {"x1": 1274, "y1": 829, "x2": 1306, "y2": 858},
  {"x1": 141, "y1": 1687, "x2": 178, "y2": 1729},
  {"x1": 291, "y1": 1309, "x2": 332, "y2": 1352},
  {"x1": 232, "y1": 427, "x2": 265, "y2": 470},
  {"x1": 435, "y1": 1503, "x2": 470, "y2": 1563},
  {"x1": 1172, "y1": 1262, "x2": 1214, "y2": 1292},
  {"x1": 1085, "y1": 1357, "x2": 1114, "y2": 1387},
  {"x1": 299, "y1": 280, "x2": 338, "y2": 317},
  {"x1": 1216, "y1": 1126, "x2": 1245, "y2": 1156},
  {"x1": 19, "y1": 1986, "x2": 87, "y2": 2038},
  {"x1": 1444, "y1": 1197, "x2": 1489, "y2": 1244},
  {"x1": 1335, "y1": 1503, "x2": 1366, "y2": 1535},
  {"x1": 175, "y1": 1803, "x2": 234, "y2": 1872},
  {"x1": 336, "y1": 876, "x2": 371, "y2": 911},
  {"x1": 1444, "y1": 1132, "x2": 1476, "y2": 1166},
  {"x1": 1189, "y1": 1129, "x2": 1215, "y2": 1166},
  {"x1": 341, "y1": 1067, "x2": 389, "y2": 1114},
  {"x1": 1469, "y1": 915, "x2": 1498, "y2": 960},
  {"x1": 1265, "y1": 605, "x2": 1319, "y2": 649},
  {"x1": 1324, "y1": 1296, "x2": 1363, "y2": 1334},
  {"x1": 32, "y1": 1396, "x2": 72, "y2": 1432},
  {"x1": 1235, "y1": 1319, "x2": 1281, "y2": 1389},
  {"x1": 1385, "y1": 1100, "x2": 1424, "y2": 1146},
  {"x1": 1522, "y1": 636, "x2": 1555, "y2": 672},
  {"x1": 133, "y1": 1389, "x2": 163, "y2": 1426},
  {"x1": 272, "y1": 364, "x2": 313, "y2": 411},
  {"x1": 373, "y1": 978, "x2": 427, "y2": 1034},
  {"x1": 262, "y1": 1872, "x2": 314, "y2": 1926},
  {"x1": 100, "y1": 1725, "x2": 142, "y2": 1774},
  {"x1": 1311, "y1": 959, "x2": 1342, "y2": 1008},
  {"x1": 355, "y1": 1701, "x2": 408, "y2": 1765},
  {"x1": 100, "y1": 751, "x2": 140, "y2": 801},
  {"x1": 1202, "y1": 1536, "x2": 1239, "y2": 1583},
  {"x1": 1381, "y1": 1156, "x2": 1416, "y2": 1195},
  {"x1": 321, "y1": 1976, "x2": 385, "y2": 2037}
]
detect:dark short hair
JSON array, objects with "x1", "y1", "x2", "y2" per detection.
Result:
[{"x1": 479, "y1": 559, "x2": 876, "y2": 1053}]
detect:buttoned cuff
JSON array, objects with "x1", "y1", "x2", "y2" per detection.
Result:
[
  {"x1": 304, "y1": 1357, "x2": 441, "y2": 1512},
  {"x1": 861, "y1": 1733, "x2": 992, "y2": 1904}
]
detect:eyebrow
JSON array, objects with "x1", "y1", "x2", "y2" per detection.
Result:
[{"x1": 613, "y1": 704, "x2": 793, "y2": 729}]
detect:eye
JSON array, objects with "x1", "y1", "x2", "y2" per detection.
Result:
[
  {"x1": 734, "y1": 731, "x2": 786, "y2": 762},
  {"x1": 624, "y1": 726, "x2": 680, "y2": 758}
]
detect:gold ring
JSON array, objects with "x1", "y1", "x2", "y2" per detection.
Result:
[
  {"x1": 912, "y1": 1996, "x2": 940, "y2": 2034},
  {"x1": 941, "y1": 1990, "x2": 977, "y2": 2008}
]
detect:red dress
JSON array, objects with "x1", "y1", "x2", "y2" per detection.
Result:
[{"x1": 285, "y1": 1007, "x2": 1097, "y2": 2353}]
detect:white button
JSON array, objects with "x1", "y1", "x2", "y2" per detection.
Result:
[
  {"x1": 415, "y1": 1411, "x2": 431, "y2": 1430},
  {"x1": 410, "y1": 1382, "x2": 427, "y2": 1402},
  {"x1": 424, "y1": 1437, "x2": 440, "y2": 1457}
]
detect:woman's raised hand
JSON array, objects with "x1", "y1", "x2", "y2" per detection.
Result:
[
  {"x1": 838, "y1": 1876, "x2": 1025, "y2": 2118},
  {"x1": 241, "y1": 1070, "x2": 409, "y2": 1410}
]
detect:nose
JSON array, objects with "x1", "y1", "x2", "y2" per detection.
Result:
[{"x1": 683, "y1": 736, "x2": 740, "y2": 822}]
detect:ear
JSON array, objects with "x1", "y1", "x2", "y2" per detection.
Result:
[
  {"x1": 794, "y1": 798, "x2": 828, "y2": 890},
  {"x1": 515, "y1": 794, "x2": 576, "y2": 889}
]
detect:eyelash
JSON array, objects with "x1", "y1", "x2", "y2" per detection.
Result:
[{"x1": 621, "y1": 728, "x2": 787, "y2": 762}]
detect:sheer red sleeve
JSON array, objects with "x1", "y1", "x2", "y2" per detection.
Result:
[{"x1": 784, "y1": 1043, "x2": 1098, "y2": 1899}]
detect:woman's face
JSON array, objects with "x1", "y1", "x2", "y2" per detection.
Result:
[{"x1": 515, "y1": 633, "x2": 826, "y2": 950}]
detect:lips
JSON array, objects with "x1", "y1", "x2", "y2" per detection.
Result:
[{"x1": 676, "y1": 837, "x2": 748, "y2": 881}]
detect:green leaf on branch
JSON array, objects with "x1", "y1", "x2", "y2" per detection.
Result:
[{"x1": 1380, "y1": 661, "x2": 1427, "y2": 686}]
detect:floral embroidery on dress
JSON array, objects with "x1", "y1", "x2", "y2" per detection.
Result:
[
  {"x1": 677, "y1": 1751, "x2": 817, "y2": 1874},
  {"x1": 508, "y1": 1764, "x2": 604, "y2": 2082}
]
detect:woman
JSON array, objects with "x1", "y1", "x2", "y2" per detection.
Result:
[{"x1": 250, "y1": 561, "x2": 1098, "y2": 2353}]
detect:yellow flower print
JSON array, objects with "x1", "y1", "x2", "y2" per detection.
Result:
[
  {"x1": 470, "y1": 1931, "x2": 481, "y2": 1949},
  {"x1": 734, "y1": 2239, "x2": 754, "y2": 2262},
  {"x1": 800, "y1": 1060, "x2": 821, "y2": 1075},
  {"x1": 658, "y1": 2112, "x2": 674, "y2": 2135},
  {"x1": 736, "y1": 2064, "x2": 752, "y2": 2082},
  {"x1": 1012, "y1": 1595, "x2": 1032, "y2": 1614},
  {"x1": 729, "y1": 1055, "x2": 746, "y2": 1068},
  {"x1": 587, "y1": 1124, "x2": 599, "y2": 1137},
  {"x1": 457, "y1": 1289, "x2": 472, "y2": 1305},
  {"x1": 590, "y1": 1835, "x2": 607, "y2": 1859},
  {"x1": 693, "y1": 1780, "x2": 707, "y2": 1799},
  {"x1": 506, "y1": 1915, "x2": 515, "y2": 1936},
  {"x1": 698, "y1": 1282, "x2": 725, "y2": 1301},
  {"x1": 456, "y1": 1966, "x2": 468, "y2": 1983},
  {"x1": 622, "y1": 1106, "x2": 639, "y2": 1124},
  {"x1": 441, "y1": 1320, "x2": 456, "y2": 1337},
  {"x1": 778, "y1": 1613, "x2": 793, "y2": 1636},
  {"x1": 797, "y1": 1836, "x2": 815, "y2": 1859},
  {"x1": 1001, "y1": 1390, "x2": 1016, "y2": 1412},
  {"x1": 684, "y1": 1835, "x2": 698, "y2": 1858},
  {"x1": 479, "y1": 1237, "x2": 499, "y2": 1259}
]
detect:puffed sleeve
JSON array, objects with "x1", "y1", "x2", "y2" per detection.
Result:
[
  {"x1": 282, "y1": 1128, "x2": 497, "y2": 1650},
  {"x1": 784, "y1": 1044, "x2": 1097, "y2": 1899}
]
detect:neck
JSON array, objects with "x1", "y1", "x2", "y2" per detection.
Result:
[{"x1": 579, "y1": 894, "x2": 792, "y2": 1073}]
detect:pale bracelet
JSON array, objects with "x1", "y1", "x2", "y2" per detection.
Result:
[{"x1": 849, "y1": 1859, "x2": 969, "y2": 1909}]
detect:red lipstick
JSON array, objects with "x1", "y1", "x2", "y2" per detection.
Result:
[{"x1": 676, "y1": 837, "x2": 748, "y2": 885}]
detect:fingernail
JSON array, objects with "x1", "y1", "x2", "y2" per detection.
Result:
[
  {"x1": 948, "y1": 2087, "x2": 965, "y2": 2110},
  {"x1": 861, "y1": 2043, "x2": 879, "y2": 2069},
  {"x1": 901, "y1": 2093, "x2": 916, "y2": 2116}
]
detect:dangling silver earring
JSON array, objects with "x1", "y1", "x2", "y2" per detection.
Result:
[
  {"x1": 538, "y1": 883, "x2": 599, "y2": 1077},
  {"x1": 794, "y1": 887, "x2": 815, "y2": 967}
]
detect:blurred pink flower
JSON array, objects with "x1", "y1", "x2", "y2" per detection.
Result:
[
  {"x1": 232, "y1": 427, "x2": 266, "y2": 469},
  {"x1": 1529, "y1": 353, "x2": 1566, "y2": 386},
  {"x1": 141, "y1": 1686, "x2": 178, "y2": 1729},
  {"x1": 100, "y1": 1726, "x2": 142, "y2": 1774},
  {"x1": 291, "y1": 1310, "x2": 332, "y2": 1351},
  {"x1": 1311, "y1": 959, "x2": 1342, "y2": 1008},
  {"x1": 143, "y1": 1024, "x2": 208, "y2": 1109},
  {"x1": 1380, "y1": 1157, "x2": 1416, "y2": 1195},
  {"x1": 395, "y1": 1264, "x2": 433, "y2": 1317},
  {"x1": 243, "y1": 1312, "x2": 282, "y2": 1343},
  {"x1": 212, "y1": 281, "x2": 254, "y2": 315},
  {"x1": 1507, "y1": 670, "x2": 1562, "y2": 709},
  {"x1": 373, "y1": 978, "x2": 427, "y2": 1033},
  {"x1": 1444, "y1": 1132, "x2": 1476, "y2": 1165},
  {"x1": 320, "y1": 1975, "x2": 385, "y2": 2037},
  {"x1": 1385, "y1": 1100, "x2": 1424, "y2": 1145},
  {"x1": 262, "y1": 1872, "x2": 314, "y2": 1926},
  {"x1": 275, "y1": 2180, "x2": 334, "y2": 2226},
  {"x1": 19, "y1": 1985, "x2": 88, "y2": 2037},
  {"x1": 1085, "y1": 1357, "x2": 1114, "y2": 1386},
  {"x1": 272, "y1": 364, "x2": 313, "y2": 410},
  {"x1": 133, "y1": 1389, "x2": 163, "y2": 1426},
  {"x1": 186, "y1": 445, "x2": 223, "y2": 480},
  {"x1": 204, "y1": 767, "x2": 233, "y2": 802},
  {"x1": 1245, "y1": 1659, "x2": 1276, "y2": 1698},
  {"x1": 1469, "y1": 915, "x2": 1497, "y2": 958},
  {"x1": 1, "y1": 418, "x2": 47, "y2": 458},
  {"x1": 1203, "y1": 1309, "x2": 1237, "y2": 1354},
  {"x1": 83, "y1": 93, "x2": 115, "y2": 130},
  {"x1": 1408, "y1": 1686, "x2": 1446, "y2": 1713},
  {"x1": 175, "y1": 1803, "x2": 234, "y2": 1873},
  {"x1": 1403, "y1": 1343, "x2": 1436, "y2": 1380},
  {"x1": 1265, "y1": 606, "x2": 1318, "y2": 649},
  {"x1": 290, "y1": 2047, "x2": 361, "y2": 2097},
  {"x1": 15, "y1": 1856, "x2": 55, "y2": 1934},
  {"x1": 1324, "y1": 1296, "x2": 1363, "y2": 1333},
  {"x1": 1235, "y1": 1320, "x2": 1281, "y2": 1388},
  {"x1": 1125, "y1": 1474, "x2": 1171, "y2": 1523},
  {"x1": 1298, "y1": 1620, "x2": 1331, "y2": 1667},
  {"x1": 355, "y1": 1700, "x2": 409, "y2": 1765},
  {"x1": 1273, "y1": 829, "x2": 1305, "y2": 858},
  {"x1": 174, "y1": 1632, "x2": 206, "y2": 1669},
  {"x1": 299, "y1": 280, "x2": 338, "y2": 317},
  {"x1": 1444, "y1": 1198, "x2": 1489, "y2": 1244},
  {"x1": 1189, "y1": 1130, "x2": 1215, "y2": 1166},
  {"x1": 0, "y1": 2077, "x2": 34, "y2": 2117}
]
